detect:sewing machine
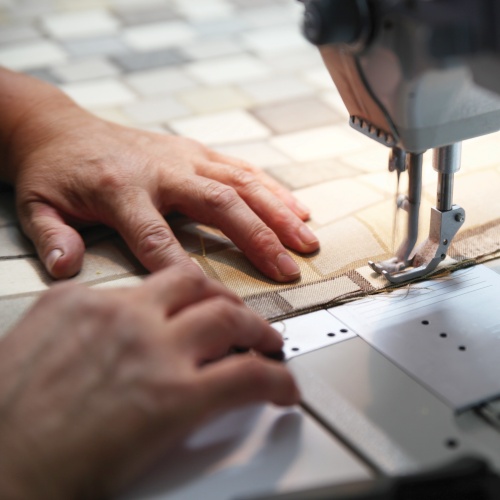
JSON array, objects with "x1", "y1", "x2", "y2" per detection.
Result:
[{"x1": 300, "y1": 0, "x2": 500, "y2": 283}]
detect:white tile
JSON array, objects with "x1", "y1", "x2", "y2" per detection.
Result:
[
  {"x1": 0, "y1": 40, "x2": 67, "y2": 71},
  {"x1": 122, "y1": 21, "x2": 196, "y2": 51},
  {"x1": 60, "y1": 78, "x2": 136, "y2": 109},
  {"x1": 40, "y1": 9, "x2": 120, "y2": 39},
  {"x1": 181, "y1": 37, "x2": 243, "y2": 60},
  {"x1": 186, "y1": 54, "x2": 270, "y2": 85},
  {"x1": 123, "y1": 96, "x2": 190, "y2": 124},
  {"x1": 215, "y1": 141, "x2": 290, "y2": 168},
  {"x1": 0, "y1": 259, "x2": 49, "y2": 296},
  {"x1": 241, "y1": 26, "x2": 309, "y2": 56},
  {"x1": 270, "y1": 125, "x2": 370, "y2": 163},
  {"x1": 239, "y1": 75, "x2": 315, "y2": 104},
  {"x1": 321, "y1": 90, "x2": 350, "y2": 120},
  {"x1": 174, "y1": 0, "x2": 234, "y2": 20},
  {"x1": 302, "y1": 66, "x2": 336, "y2": 90},
  {"x1": 170, "y1": 110, "x2": 271, "y2": 145},
  {"x1": 51, "y1": 57, "x2": 119, "y2": 83},
  {"x1": 125, "y1": 67, "x2": 197, "y2": 97}
]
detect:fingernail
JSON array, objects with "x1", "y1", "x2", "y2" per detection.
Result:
[
  {"x1": 299, "y1": 225, "x2": 319, "y2": 246},
  {"x1": 277, "y1": 253, "x2": 300, "y2": 277},
  {"x1": 46, "y1": 249, "x2": 64, "y2": 273},
  {"x1": 295, "y1": 201, "x2": 310, "y2": 218}
]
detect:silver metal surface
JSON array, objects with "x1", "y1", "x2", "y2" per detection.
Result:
[
  {"x1": 329, "y1": 265, "x2": 500, "y2": 412},
  {"x1": 272, "y1": 310, "x2": 356, "y2": 360}
]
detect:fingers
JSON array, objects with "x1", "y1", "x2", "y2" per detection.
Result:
[
  {"x1": 18, "y1": 201, "x2": 85, "y2": 279},
  {"x1": 208, "y1": 151, "x2": 311, "y2": 221},
  {"x1": 142, "y1": 266, "x2": 242, "y2": 316},
  {"x1": 109, "y1": 189, "x2": 197, "y2": 273},
  {"x1": 167, "y1": 176, "x2": 302, "y2": 282},
  {"x1": 199, "y1": 356, "x2": 300, "y2": 409},
  {"x1": 199, "y1": 162, "x2": 319, "y2": 254},
  {"x1": 170, "y1": 297, "x2": 284, "y2": 362}
]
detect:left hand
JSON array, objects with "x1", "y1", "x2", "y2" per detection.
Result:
[{"x1": 3, "y1": 72, "x2": 318, "y2": 281}]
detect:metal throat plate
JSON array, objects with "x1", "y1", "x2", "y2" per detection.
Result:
[{"x1": 329, "y1": 265, "x2": 500, "y2": 412}]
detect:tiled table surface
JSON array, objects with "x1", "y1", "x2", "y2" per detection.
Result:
[{"x1": 2, "y1": 0, "x2": 500, "y2": 332}]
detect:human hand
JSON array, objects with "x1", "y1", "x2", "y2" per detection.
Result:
[
  {"x1": 0, "y1": 267, "x2": 298, "y2": 499},
  {"x1": 1, "y1": 70, "x2": 319, "y2": 282}
]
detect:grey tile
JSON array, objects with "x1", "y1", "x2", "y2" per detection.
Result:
[
  {"x1": 25, "y1": 67, "x2": 62, "y2": 85},
  {"x1": 0, "y1": 225, "x2": 35, "y2": 258},
  {"x1": 251, "y1": 97, "x2": 342, "y2": 134},
  {"x1": 51, "y1": 57, "x2": 120, "y2": 83},
  {"x1": 63, "y1": 35, "x2": 129, "y2": 58},
  {"x1": 112, "y1": 48, "x2": 187, "y2": 72},
  {"x1": 0, "y1": 22, "x2": 40, "y2": 44},
  {"x1": 112, "y1": 5, "x2": 179, "y2": 26},
  {"x1": 0, "y1": 295, "x2": 39, "y2": 337},
  {"x1": 191, "y1": 17, "x2": 249, "y2": 37}
]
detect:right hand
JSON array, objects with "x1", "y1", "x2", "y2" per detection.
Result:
[{"x1": 0, "y1": 267, "x2": 299, "y2": 499}]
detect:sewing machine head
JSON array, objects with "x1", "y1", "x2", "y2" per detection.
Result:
[{"x1": 299, "y1": 0, "x2": 500, "y2": 283}]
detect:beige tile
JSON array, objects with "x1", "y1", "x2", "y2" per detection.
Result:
[
  {"x1": 238, "y1": 75, "x2": 315, "y2": 104},
  {"x1": 270, "y1": 125, "x2": 371, "y2": 163},
  {"x1": 454, "y1": 170, "x2": 500, "y2": 228},
  {"x1": 268, "y1": 161, "x2": 360, "y2": 191},
  {"x1": 0, "y1": 259, "x2": 50, "y2": 296},
  {"x1": 215, "y1": 142, "x2": 289, "y2": 168},
  {"x1": 90, "y1": 275, "x2": 145, "y2": 289},
  {"x1": 279, "y1": 276, "x2": 360, "y2": 309},
  {"x1": 177, "y1": 86, "x2": 252, "y2": 114},
  {"x1": 92, "y1": 107, "x2": 134, "y2": 126},
  {"x1": 462, "y1": 132, "x2": 500, "y2": 171},
  {"x1": 125, "y1": 67, "x2": 197, "y2": 97},
  {"x1": 252, "y1": 98, "x2": 342, "y2": 134},
  {"x1": 170, "y1": 110, "x2": 271, "y2": 145},
  {"x1": 293, "y1": 178, "x2": 385, "y2": 226},
  {"x1": 308, "y1": 217, "x2": 386, "y2": 276}
]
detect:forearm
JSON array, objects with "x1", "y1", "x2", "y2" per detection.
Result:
[{"x1": 0, "y1": 67, "x2": 78, "y2": 184}]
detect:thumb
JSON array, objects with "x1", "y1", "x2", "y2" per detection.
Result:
[{"x1": 19, "y1": 201, "x2": 85, "y2": 279}]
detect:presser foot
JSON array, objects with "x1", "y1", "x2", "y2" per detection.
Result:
[{"x1": 369, "y1": 205, "x2": 465, "y2": 284}]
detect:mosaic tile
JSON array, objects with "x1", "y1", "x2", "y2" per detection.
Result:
[
  {"x1": 238, "y1": 75, "x2": 315, "y2": 105},
  {"x1": 0, "y1": 40, "x2": 67, "y2": 71},
  {"x1": 302, "y1": 67, "x2": 336, "y2": 90},
  {"x1": 0, "y1": 259, "x2": 50, "y2": 296},
  {"x1": 112, "y1": 5, "x2": 178, "y2": 26},
  {"x1": 0, "y1": 23, "x2": 40, "y2": 44},
  {"x1": 186, "y1": 54, "x2": 270, "y2": 85},
  {"x1": 60, "y1": 78, "x2": 136, "y2": 109},
  {"x1": 0, "y1": 295, "x2": 39, "y2": 337},
  {"x1": 63, "y1": 35, "x2": 128, "y2": 58},
  {"x1": 40, "y1": 9, "x2": 120, "y2": 39},
  {"x1": 238, "y1": 4, "x2": 302, "y2": 29},
  {"x1": 170, "y1": 110, "x2": 270, "y2": 145},
  {"x1": 0, "y1": 225, "x2": 35, "y2": 258},
  {"x1": 267, "y1": 161, "x2": 361, "y2": 190},
  {"x1": 180, "y1": 37, "x2": 243, "y2": 60},
  {"x1": 270, "y1": 125, "x2": 370, "y2": 163},
  {"x1": 175, "y1": 0, "x2": 234, "y2": 21},
  {"x1": 308, "y1": 217, "x2": 386, "y2": 276},
  {"x1": 112, "y1": 48, "x2": 186, "y2": 72},
  {"x1": 252, "y1": 97, "x2": 342, "y2": 134},
  {"x1": 25, "y1": 68, "x2": 62, "y2": 85},
  {"x1": 51, "y1": 57, "x2": 120, "y2": 83},
  {"x1": 122, "y1": 21, "x2": 196, "y2": 52},
  {"x1": 123, "y1": 96, "x2": 190, "y2": 124},
  {"x1": 90, "y1": 275, "x2": 145, "y2": 288},
  {"x1": 92, "y1": 107, "x2": 134, "y2": 126},
  {"x1": 241, "y1": 26, "x2": 310, "y2": 56},
  {"x1": 258, "y1": 47, "x2": 324, "y2": 72},
  {"x1": 125, "y1": 67, "x2": 197, "y2": 97},
  {"x1": 189, "y1": 17, "x2": 249, "y2": 37},
  {"x1": 214, "y1": 141, "x2": 290, "y2": 168},
  {"x1": 178, "y1": 86, "x2": 251, "y2": 114},
  {"x1": 293, "y1": 177, "x2": 386, "y2": 226},
  {"x1": 321, "y1": 90, "x2": 350, "y2": 120}
]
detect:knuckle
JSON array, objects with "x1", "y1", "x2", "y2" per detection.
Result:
[
  {"x1": 230, "y1": 169, "x2": 257, "y2": 189},
  {"x1": 135, "y1": 221, "x2": 176, "y2": 258},
  {"x1": 247, "y1": 224, "x2": 278, "y2": 251},
  {"x1": 239, "y1": 358, "x2": 271, "y2": 389},
  {"x1": 204, "y1": 182, "x2": 239, "y2": 212}
]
